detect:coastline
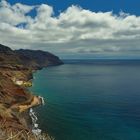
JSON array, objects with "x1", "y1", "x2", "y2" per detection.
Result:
[
  {"x1": 0, "y1": 67, "x2": 51, "y2": 139},
  {"x1": 0, "y1": 44, "x2": 63, "y2": 140},
  {"x1": 0, "y1": 68, "x2": 41, "y2": 139},
  {"x1": 0, "y1": 44, "x2": 63, "y2": 139}
]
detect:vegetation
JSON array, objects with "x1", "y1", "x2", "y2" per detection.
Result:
[
  {"x1": 0, "y1": 44, "x2": 63, "y2": 140},
  {"x1": 23, "y1": 81, "x2": 32, "y2": 87},
  {"x1": 0, "y1": 128, "x2": 54, "y2": 140}
]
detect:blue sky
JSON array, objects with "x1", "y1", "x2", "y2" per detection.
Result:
[
  {"x1": 0, "y1": 0, "x2": 140, "y2": 59},
  {"x1": 8, "y1": 0, "x2": 140, "y2": 16}
]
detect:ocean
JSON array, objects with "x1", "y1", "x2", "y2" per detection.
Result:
[{"x1": 30, "y1": 60, "x2": 140, "y2": 140}]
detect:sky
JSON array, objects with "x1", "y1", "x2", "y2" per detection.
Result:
[{"x1": 0, "y1": 0, "x2": 140, "y2": 59}]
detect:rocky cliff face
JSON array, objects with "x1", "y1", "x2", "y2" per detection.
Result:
[
  {"x1": 0, "y1": 44, "x2": 63, "y2": 70},
  {"x1": 16, "y1": 49, "x2": 63, "y2": 68},
  {"x1": 0, "y1": 44, "x2": 63, "y2": 139}
]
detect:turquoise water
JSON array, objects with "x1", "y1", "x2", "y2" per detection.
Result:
[{"x1": 30, "y1": 61, "x2": 140, "y2": 140}]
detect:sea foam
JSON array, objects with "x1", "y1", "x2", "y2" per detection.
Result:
[{"x1": 29, "y1": 96, "x2": 45, "y2": 136}]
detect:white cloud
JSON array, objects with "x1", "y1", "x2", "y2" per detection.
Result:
[
  {"x1": 0, "y1": 0, "x2": 34, "y2": 26},
  {"x1": 0, "y1": 0, "x2": 140, "y2": 58}
]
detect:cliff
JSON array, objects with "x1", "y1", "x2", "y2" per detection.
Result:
[
  {"x1": 0, "y1": 44, "x2": 63, "y2": 69},
  {"x1": 16, "y1": 49, "x2": 63, "y2": 68},
  {"x1": 0, "y1": 44, "x2": 63, "y2": 139}
]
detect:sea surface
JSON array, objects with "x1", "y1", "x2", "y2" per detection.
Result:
[{"x1": 30, "y1": 60, "x2": 140, "y2": 140}]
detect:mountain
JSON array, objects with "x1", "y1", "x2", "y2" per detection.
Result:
[
  {"x1": 16, "y1": 49, "x2": 63, "y2": 68},
  {"x1": 0, "y1": 44, "x2": 63, "y2": 139},
  {"x1": 0, "y1": 44, "x2": 63, "y2": 70}
]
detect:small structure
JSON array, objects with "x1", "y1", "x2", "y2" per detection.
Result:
[
  {"x1": 15, "y1": 80, "x2": 24, "y2": 86},
  {"x1": 12, "y1": 77, "x2": 32, "y2": 87},
  {"x1": 12, "y1": 77, "x2": 23, "y2": 85}
]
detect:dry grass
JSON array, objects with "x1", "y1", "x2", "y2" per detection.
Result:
[{"x1": 0, "y1": 128, "x2": 54, "y2": 140}]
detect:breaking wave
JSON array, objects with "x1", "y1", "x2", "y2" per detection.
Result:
[{"x1": 29, "y1": 96, "x2": 45, "y2": 136}]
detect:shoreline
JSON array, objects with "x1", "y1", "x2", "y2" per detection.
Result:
[
  {"x1": 0, "y1": 44, "x2": 63, "y2": 139},
  {"x1": 0, "y1": 67, "x2": 53, "y2": 139}
]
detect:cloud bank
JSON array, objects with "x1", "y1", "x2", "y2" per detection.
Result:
[{"x1": 0, "y1": 0, "x2": 140, "y2": 58}]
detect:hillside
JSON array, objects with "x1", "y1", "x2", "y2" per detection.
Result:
[
  {"x1": 0, "y1": 44, "x2": 63, "y2": 139},
  {"x1": 0, "y1": 44, "x2": 63, "y2": 70}
]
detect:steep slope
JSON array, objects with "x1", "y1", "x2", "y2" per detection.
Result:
[
  {"x1": 16, "y1": 49, "x2": 63, "y2": 68},
  {"x1": 0, "y1": 44, "x2": 62, "y2": 139},
  {"x1": 0, "y1": 44, "x2": 63, "y2": 70}
]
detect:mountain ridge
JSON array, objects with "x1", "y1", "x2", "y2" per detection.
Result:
[{"x1": 0, "y1": 44, "x2": 63, "y2": 70}]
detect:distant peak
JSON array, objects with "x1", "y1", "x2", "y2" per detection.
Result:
[{"x1": 0, "y1": 44, "x2": 12, "y2": 53}]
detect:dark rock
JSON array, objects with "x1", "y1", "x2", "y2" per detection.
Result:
[{"x1": 0, "y1": 44, "x2": 63, "y2": 69}]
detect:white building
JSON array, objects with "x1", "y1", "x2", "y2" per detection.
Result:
[{"x1": 15, "y1": 80, "x2": 24, "y2": 85}]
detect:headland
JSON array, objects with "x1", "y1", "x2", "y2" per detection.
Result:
[{"x1": 0, "y1": 44, "x2": 63, "y2": 139}]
